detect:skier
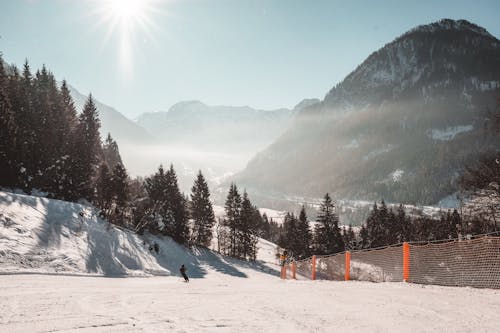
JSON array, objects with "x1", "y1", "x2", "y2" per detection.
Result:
[{"x1": 180, "y1": 264, "x2": 189, "y2": 282}]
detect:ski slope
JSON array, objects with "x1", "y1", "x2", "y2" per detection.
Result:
[
  {"x1": 1, "y1": 190, "x2": 500, "y2": 332},
  {"x1": 1, "y1": 275, "x2": 500, "y2": 332}
]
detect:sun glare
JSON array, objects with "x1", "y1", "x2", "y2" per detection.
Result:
[
  {"x1": 106, "y1": 0, "x2": 148, "y2": 24},
  {"x1": 93, "y1": 0, "x2": 161, "y2": 77}
]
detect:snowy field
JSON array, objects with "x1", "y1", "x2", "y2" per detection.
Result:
[
  {"x1": 2, "y1": 190, "x2": 500, "y2": 332},
  {"x1": 1, "y1": 274, "x2": 500, "y2": 332}
]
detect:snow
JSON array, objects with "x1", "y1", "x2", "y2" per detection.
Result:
[
  {"x1": 258, "y1": 207, "x2": 287, "y2": 224},
  {"x1": 1, "y1": 275, "x2": 499, "y2": 332},
  {"x1": 0, "y1": 191, "x2": 277, "y2": 277},
  {"x1": 390, "y1": 169, "x2": 404, "y2": 182},
  {"x1": 428, "y1": 125, "x2": 473, "y2": 141},
  {"x1": 212, "y1": 204, "x2": 226, "y2": 219},
  {"x1": 2, "y1": 190, "x2": 500, "y2": 332}
]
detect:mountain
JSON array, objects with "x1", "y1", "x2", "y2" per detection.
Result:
[
  {"x1": 136, "y1": 100, "x2": 303, "y2": 153},
  {"x1": 68, "y1": 85, "x2": 155, "y2": 146},
  {"x1": 235, "y1": 19, "x2": 500, "y2": 206}
]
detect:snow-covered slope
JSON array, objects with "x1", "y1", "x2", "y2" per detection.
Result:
[
  {"x1": 2, "y1": 191, "x2": 500, "y2": 332},
  {"x1": 0, "y1": 191, "x2": 279, "y2": 277},
  {"x1": 3, "y1": 274, "x2": 500, "y2": 333}
]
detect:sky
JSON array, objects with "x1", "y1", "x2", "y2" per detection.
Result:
[{"x1": 1, "y1": 0, "x2": 500, "y2": 118}]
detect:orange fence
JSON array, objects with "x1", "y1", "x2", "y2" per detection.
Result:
[{"x1": 283, "y1": 235, "x2": 500, "y2": 289}]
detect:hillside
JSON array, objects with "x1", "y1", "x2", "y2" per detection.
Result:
[
  {"x1": 236, "y1": 19, "x2": 500, "y2": 206},
  {"x1": 2, "y1": 195, "x2": 499, "y2": 332},
  {"x1": 0, "y1": 190, "x2": 278, "y2": 277}
]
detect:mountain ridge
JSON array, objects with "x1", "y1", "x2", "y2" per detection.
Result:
[
  {"x1": 135, "y1": 99, "x2": 308, "y2": 153},
  {"x1": 235, "y1": 19, "x2": 500, "y2": 206}
]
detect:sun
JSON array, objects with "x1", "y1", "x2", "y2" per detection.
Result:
[
  {"x1": 105, "y1": 0, "x2": 149, "y2": 25},
  {"x1": 92, "y1": 0, "x2": 161, "y2": 76}
]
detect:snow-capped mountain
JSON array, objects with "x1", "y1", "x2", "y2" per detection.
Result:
[
  {"x1": 136, "y1": 100, "x2": 304, "y2": 153},
  {"x1": 235, "y1": 19, "x2": 500, "y2": 206}
]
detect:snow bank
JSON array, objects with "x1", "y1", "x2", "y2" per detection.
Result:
[
  {"x1": 0, "y1": 191, "x2": 279, "y2": 278},
  {"x1": 390, "y1": 169, "x2": 404, "y2": 182}
]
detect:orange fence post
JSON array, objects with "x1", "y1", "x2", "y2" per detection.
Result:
[
  {"x1": 345, "y1": 251, "x2": 351, "y2": 281},
  {"x1": 403, "y1": 242, "x2": 410, "y2": 282},
  {"x1": 312, "y1": 255, "x2": 317, "y2": 280},
  {"x1": 292, "y1": 262, "x2": 296, "y2": 280}
]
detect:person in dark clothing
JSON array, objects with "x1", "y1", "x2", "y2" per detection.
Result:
[{"x1": 180, "y1": 264, "x2": 189, "y2": 282}]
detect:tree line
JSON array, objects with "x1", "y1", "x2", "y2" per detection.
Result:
[
  {"x1": 0, "y1": 56, "x2": 269, "y2": 259},
  {"x1": 0, "y1": 57, "x2": 105, "y2": 201},
  {"x1": 2, "y1": 56, "x2": 496, "y2": 261},
  {"x1": 274, "y1": 195, "x2": 498, "y2": 258},
  {"x1": 267, "y1": 102, "x2": 499, "y2": 257}
]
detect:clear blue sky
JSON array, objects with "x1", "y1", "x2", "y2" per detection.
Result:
[{"x1": 1, "y1": 0, "x2": 499, "y2": 118}]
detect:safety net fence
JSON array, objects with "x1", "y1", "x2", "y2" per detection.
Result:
[{"x1": 289, "y1": 234, "x2": 500, "y2": 289}]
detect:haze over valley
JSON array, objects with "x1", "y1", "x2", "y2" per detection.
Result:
[{"x1": 55, "y1": 19, "x2": 500, "y2": 220}]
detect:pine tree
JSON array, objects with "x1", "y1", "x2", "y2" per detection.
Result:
[
  {"x1": 190, "y1": 171, "x2": 215, "y2": 247},
  {"x1": 144, "y1": 165, "x2": 169, "y2": 233},
  {"x1": 31, "y1": 66, "x2": 55, "y2": 190},
  {"x1": 314, "y1": 193, "x2": 344, "y2": 254},
  {"x1": 282, "y1": 212, "x2": 298, "y2": 255},
  {"x1": 347, "y1": 225, "x2": 356, "y2": 249},
  {"x1": 95, "y1": 162, "x2": 114, "y2": 217},
  {"x1": 359, "y1": 224, "x2": 369, "y2": 249},
  {"x1": 451, "y1": 209, "x2": 462, "y2": 237},
  {"x1": 59, "y1": 80, "x2": 78, "y2": 133},
  {"x1": 72, "y1": 94, "x2": 101, "y2": 201},
  {"x1": 378, "y1": 200, "x2": 391, "y2": 245},
  {"x1": 102, "y1": 133, "x2": 123, "y2": 169},
  {"x1": 224, "y1": 183, "x2": 242, "y2": 257},
  {"x1": 342, "y1": 224, "x2": 357, "y2": 250},
  {"x1": 109, "y1": 162, "x2": 129, "y2": 226},
  {"x1": 16, "y1": 60, "x2": 37, "y2": 190},
  {"x1": 143, "y1": 164, "x2": 189, "y2": 243},
  {"x1": 39, "y1": 72, "x2": 78, "y2": 197},
  {"x1": 397, "y1": 204, "x2": 411, "y2": 242},
  {"x1": 260, "y1": 213, "x2": 271, "y2": 240},
  {"x1": 386, "y1": 208, "x2": 398, "y2": 245},
  {"x1": 0, "y1": 55, "x2": 18, "y2": 187},
  {"x1": 366, "y1": 202, "x2": 387, "y2": 247},
  {"x1": 240, "y1": 190, "x2": 258, "y2": 260},
  {"x1": 296, "y1": 206, "x2": 311, "y2": 258},
  {"x1": 165, "y1": 164, "x2": 189, "y2": 244}
]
